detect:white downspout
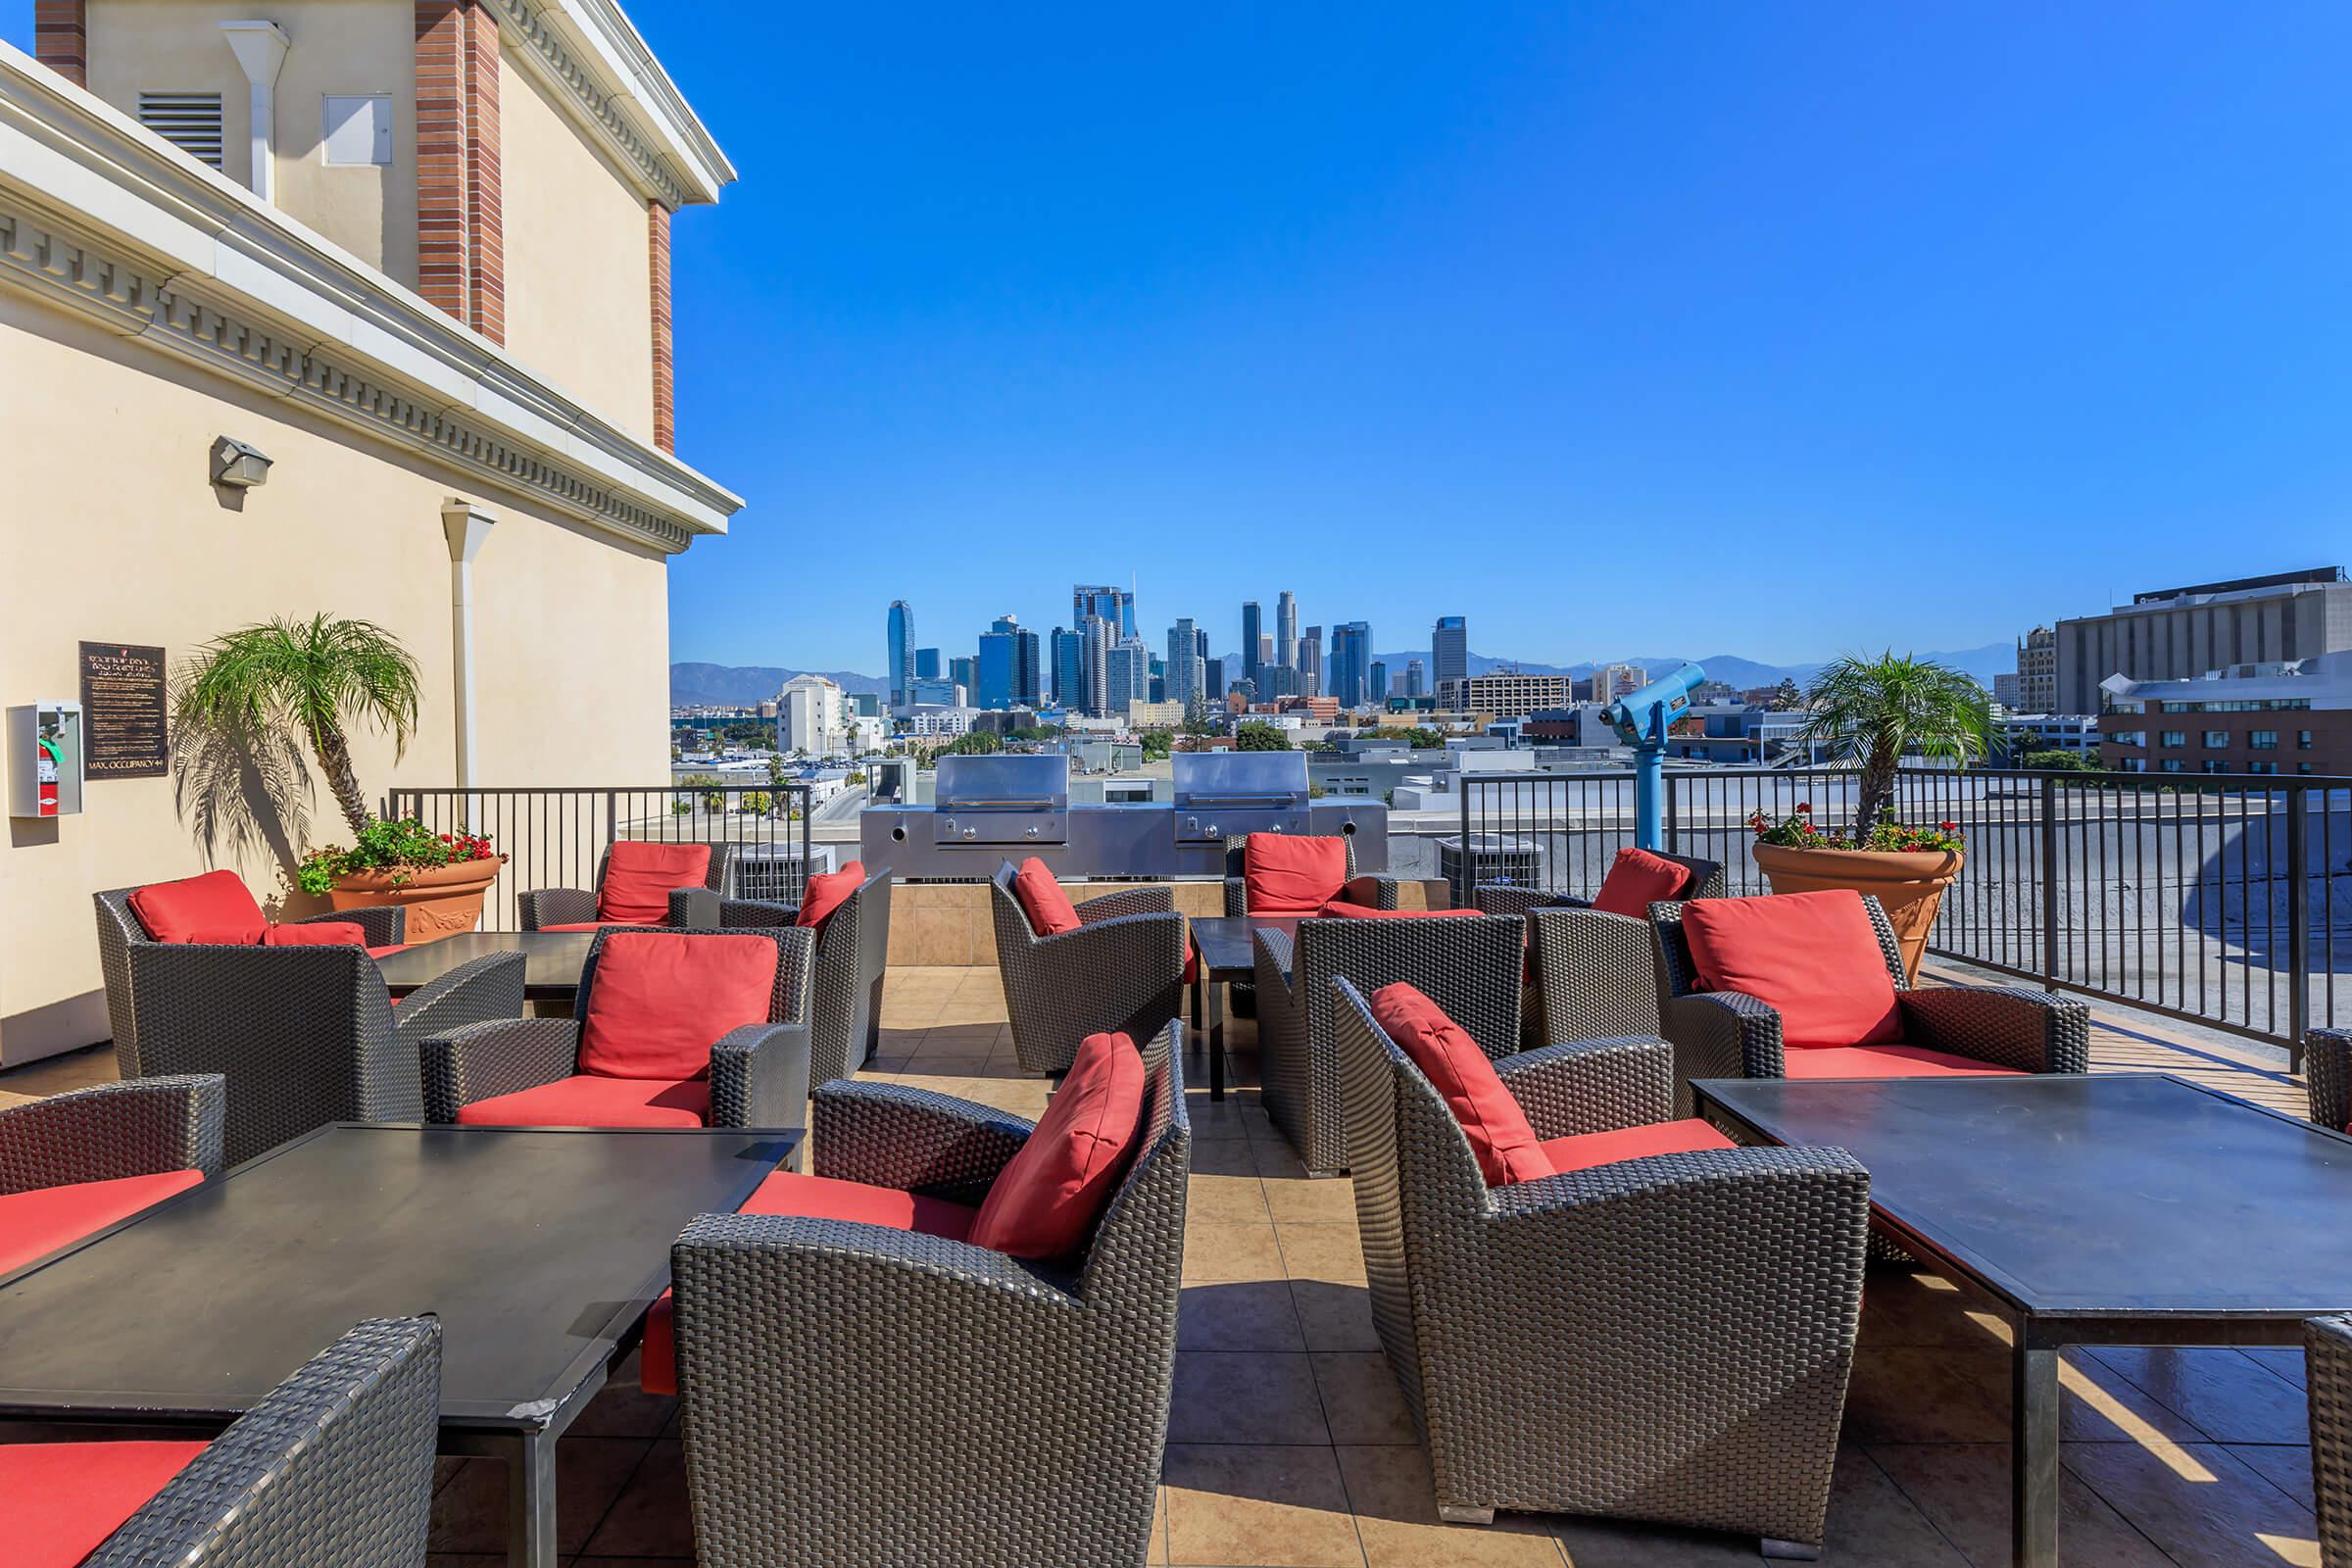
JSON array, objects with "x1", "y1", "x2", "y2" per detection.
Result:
[
  {"x1": 442, "y1": 499, "x2": 495, "y2": 809},
  {"x1": 219, "y1": 22, "x2": 289, "y2": 204}
]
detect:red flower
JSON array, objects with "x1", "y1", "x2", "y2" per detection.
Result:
[
  {"x1": 1937, "y1": 820, "x2": 1957, "y2": 833},
  {"x1": 1795, "y1": 803, "x2": 1811, "y2": 814}
]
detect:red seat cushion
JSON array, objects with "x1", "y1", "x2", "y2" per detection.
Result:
[
  {"x1": 968, "y1": 1031, "x2": 1147, "y2": 1258},
  {"x1": 577, "y1": 932, "x2": 779, "y2": 1081},
  {"x1": 3, "y1": 1439, "x2": 210, "y2": 1568},
  {"x1": 1540, "y1": 1118, "x2": 1735, "y2": 1174},
  {"x1": 1679, "y1": 889, "x2": 1902, "y2": 1048},
  {"x1": 640, "y1": 1169, "x2": 980, "y2": 1395},
  {"x1": 1781, "y1": 1044, "x2": 2024, "y2": 1079},
  {"x1": 455, "y1": 1074, "x2": 710, "y2": 1128},
  {"x1": 0, "y1": 1170, "x2": 206, "y2": 1277},
  {"x1": 127, "y1": 869, "x2": 266, "y2": 945},
  {"x1": 538, "y1": 921, "x2": 640, "y2": 933},
  {"x1": 798, "y1": 861, "x2": 864, "y2": 932},
  {"x1": 1011, "y1": 857, "x2": 1082, "y2": 936},
  {"x1": 1369, "y1": 983, "x2": 1550, "y2": 1187},
  {"x1": 1589, "y1": 847, "x2": 1693, "y2": 918},
  {"x1": 1243, "y1": 834, "x2": 1349, "y2": 915},
  {"x1": 596, "y1": 842, "x2": 712, "y2": 924},
  {"x1": 1316, "y1": 902, "x2": 1481, "y2": 918},
  {"x1": 367, "y1": 944, "x2": 407, "y2": 961},
  {"x1": 260, "y1": 921, "x2": 369, "y2": 948}
]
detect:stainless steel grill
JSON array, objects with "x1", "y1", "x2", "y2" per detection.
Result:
[
  {"x1": 931, "y1": 754, "x2": 1069, "y2": 849},
  {"x1": 1171, "y1": 751, "x2": 1312, "y2": 845}
]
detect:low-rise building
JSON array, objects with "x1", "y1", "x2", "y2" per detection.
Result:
[
  {"x1": 1127, "y1": 700, "x2": 1187, "y2": 729},
  {"x1": 2098, "y1": 656, "x2": 2352, "y2": 775},
  {"x1": 1997, "y1": 713, "x2": 2098, "y2": 761},
  {"x1": 1437, "y1": 672, "x2": 1574, "y2": 719}
]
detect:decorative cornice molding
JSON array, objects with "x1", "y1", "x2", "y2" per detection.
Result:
[
  {"x1": 0, "y1": 201, "x2": 696, "y2": 553},
  {"x1": 486, "y1": 0, "x2": 733, "y2": 209}
]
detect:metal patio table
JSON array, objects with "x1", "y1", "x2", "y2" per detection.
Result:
[
  {"x1": 0, "y1": 1121, "x2": 797, "y2": 1568},
  {"x1": 1187, "y1": 915, "x2": 1298, "y2": 1102},
  {"x1": 1694, "y1": 1072, "x2": 2352, "y2": 1568},
  {"x1": 376, "y1": 929, "x2": 596, "y2": 1004}
]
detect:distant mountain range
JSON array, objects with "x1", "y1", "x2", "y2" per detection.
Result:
[{"x1": 671, "y1": 641, "x2": 2015, "y2": 707}]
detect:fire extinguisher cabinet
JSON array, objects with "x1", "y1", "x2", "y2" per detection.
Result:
[{"x1": 8, "y1": 702, "x2": 84, "y2": 818}]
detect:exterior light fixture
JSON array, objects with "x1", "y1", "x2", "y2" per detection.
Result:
[{"x1": 212, "y1": 436, "x2": 273, "y2": 488}]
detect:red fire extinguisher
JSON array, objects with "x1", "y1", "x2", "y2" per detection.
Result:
[{"x1": 36, "y1": 733, "x2": 63, "y2": 816}]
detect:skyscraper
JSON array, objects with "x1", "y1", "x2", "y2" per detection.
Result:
[
  {"x1": 1275, "y1": 592, "x2": 1298, "y2": 669},
  {"x1": 977, "y1": 614, "x2": 1041, "y2": 710},
  {"x1": 1073, "y1": 585, "x2": 1129, "y2": 638},
  {"x1": 886, "y1": 601, "x2": 915, "y2": 709},
  {"x1": 1167, "y1": 618, "x2": 1206, "y2": 711},
  {"x1": 914, "y1": 647, "x2": 942, "y2": 680},
  {"x1": 1204, "y1": 657, "x2": 1227, "y2": 701},
  {"x1": 1105, "y1": 636, "x2": 1151, "y2": 714},
  {"x1": 949, "y1": 656, "x2": 977, "y2": 697},
  {"x1": 1433, "y1": 615, "x2": 1468, "y2": 690},
  {"x1": 1368, "y1": 660, "x2": 1388, "y2": 707},
  {"x1": 1330, "y1": 622, "x2": 1373, "y2": 709},
  {"x1": 1298, "y1": 624, "x2": 1322, "y2": 694},
  {"x1": 1051, "y1": 627, "x2": 1085, "y2": 710},
  {"x1": 1405, "y1": 658, "x2": 1426, "y2": 698},
  {"x1": 1081, "y1": 615, "x2": 1111, "y2": 714},
  {"x1": 1241, "y1": 601, "x2": 1263, "y2": 686}
]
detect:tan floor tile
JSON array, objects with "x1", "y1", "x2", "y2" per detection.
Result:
[
  {"x1": 1843, "y1": 1348, "x2": 2011, "y2": 1444},
  {"x1": 2229, "y1": 1444, "x2": 2319, "y2": 1515},
  {"x1": 1262, "y1": 1169, "x2": 1359, "y2": 1225},
  {"x1": 2082, "y1": 1347, "x2": 2310, "y2": 1446},
  {"x1": 1152, "y1": 1484, "x2": 1171, "y2": 1564},
  {"x1": 1865, "y1": 1443, "x2": 2180, "y2": 1568},
  {"x1": 429, "y1": 1437, "x2": 648, "y2": 1556},
  {"x1": 1191, "y1": 1163, "x2": 1274, "y2": 1225},
  {"x1": 2246, "y1": 1348, "x2": 2309, "y2": 1389},
  {"x1": 1310, "y1": 1352, "x2": 1416, "y2": 1446},
  {"x1": 1815, "y1": 1444, "x2": 1973, "y2": 1565},
  {"x1": 1171, "y1": 1351, "x2": 1331, "y2": 1445},
  {"x1": 1184, "y1": 1223, "x2": 1288, "y2": 1286},
  {"x1": 2062, "y1": 1440, "x2": 2319, "y2": 1568},
  {"x1": 1292, "y1": 1278, "x2": 1384, "y2": 1352},
  {"x1": 1336, "y1": 1444, "x2": 1565, "y2": 1566},
  {"x1": 1161, "y1": 1443, "x2": 1366, "y2": 1567},
  {"x1": 1277, "y1": 1224, "x2": 1367, "y2": 1285},
  {"x1": 581, "y1": 1438, "x2": 695, "y2": 1558},
  {"x1": 1179, "y1": 1280, "x2": 1307, "y2": 1351}
]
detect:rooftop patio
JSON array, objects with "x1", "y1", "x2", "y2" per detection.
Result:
[{"x1": 0, "y1": 956, "x2": 2323, "y2": 1568}]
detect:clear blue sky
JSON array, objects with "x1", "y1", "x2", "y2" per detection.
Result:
[{"x1": 18, "y1": 4, "x2": 2350, "y2": 674}]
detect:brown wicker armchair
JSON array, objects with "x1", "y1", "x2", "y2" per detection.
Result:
[
  {"x1": 518, "y1": 840, "x2": 735, "y2": 929},
  {"x1": 1649, "y1": 893, "x2": 2090, "y2": 1117},
  {"x1": 420, "y1": 925, "x2": 813, "y2": 1130},
  {"x1": 2309, "y1": 1313, "x2": 2352, "y2": 1568},
  {"x1": 7, "y1": 1317, "x2": 441, "y2": 1567},
  {"x1": 988, "y1": 860, "x2": 1186, "y2": 1076},
  {"x1": 669, "y1": 868, "x2": 892, "y2": 1088},
  {"x1": 1331, "y1": 975, "x2": 1870, "y2": 1554},
  {"x1": 2309, "y1": 1029, "x2": 2352, "y2": 1132},
  {"x1": 1254, "y1": 911, "x2": 1523, "y2": 1174},
  {"x1": 1, "y1": 1076, "x2": 224, "y2": 1278},
  {"x1": 668, "y1": 1021, "x2": 1190, "y2": 1568},
  {"x1": 1477, "y1": 852, "x2": 1722, "y2": 1047},
  {"x1": 95, "y1": 888, "x2": 524, "y2": 1166}
]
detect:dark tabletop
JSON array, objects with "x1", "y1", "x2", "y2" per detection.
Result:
[
  {"x1": 0, "y1": 1123, "x2": 793, "y2": 1428},
  {"x1": 1696, "y1": 1073, "x2": 2352, "y2": 1320},
  {"x1": 1189, "y1": 915, "x2": 1300, "y2": 976},
  {"x1": 375, "y1": 930, "x2": 597, "y2": 998}
]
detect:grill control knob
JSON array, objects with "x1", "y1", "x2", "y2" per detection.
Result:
[
  {"x1": 1202, "y1": 823, "x2": 1217, "y2": 838},
  {"x1": 1024, "y1": 825, "x2": 1040, "y2": 839},
  {"x1": 961, "y1": 826, "x2": 977, "y2": 841}
]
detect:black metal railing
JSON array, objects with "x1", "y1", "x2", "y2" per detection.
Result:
[
  {"x1": 383, "y1": 784, "x2": 818, "y2": 932},
  {"x1": 1456, "y1": 765, "x2": 2352, "y2": 1062}
]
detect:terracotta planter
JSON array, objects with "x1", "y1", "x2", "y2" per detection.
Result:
[
  {"x1": 1750, "y1": 841, "x2": 1963, "y2": 984},
  {"x1": 327, "y1": 855, "x2": 508, "y2": 945}
]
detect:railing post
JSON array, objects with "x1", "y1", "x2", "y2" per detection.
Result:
[
  {"x1": 2289, "y1": 783, "x2": 2310, "y2": 1070},
  {"x1": 2038, "y1": 773, "x2": 2059, "y2": 991},
  {"x1": 801, "y1": 784, "x2": 814, "y2": 898},
  {"x1": 1663, "y1": 767, "x2": 1680, "y2": 854},
  {"x1": 1454, "y1": 778, "x2": 1472, "y2": 907}
]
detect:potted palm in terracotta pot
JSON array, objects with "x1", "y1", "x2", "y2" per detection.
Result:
[
  {"x1": 1750, "y1": 652, "x2": 1990, "y2": 981},
  {"x1": 173, "y1": 615, "x2": 505, "y2": 943}
]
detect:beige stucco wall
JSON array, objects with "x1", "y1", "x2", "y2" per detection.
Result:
[
  {"x1": 497, "y1": 63, "x2": 656, "y2": 443},
  {"x1": 85, "y1": 0, "x2": 417, "y2": 280},
  {"x1": 0, "y1": 289, "x2": 673, "y2": 1064}
]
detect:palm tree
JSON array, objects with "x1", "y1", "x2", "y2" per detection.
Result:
[
  {"x1": 173, "y1": 615, "x2": 421, "y2": 838},
  {"x1": 1796, "y1": 652, "x2": 1990, "y2": 841}
]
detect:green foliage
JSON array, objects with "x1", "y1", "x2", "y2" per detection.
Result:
[
  {"x1": 1747, "y1": 803, "x2": 1962, "y2": 854},
  {"x1": 1796, "y1": 653, "x2": 1990, "y2": 840},
  {"x1": 2024, "y1": 749, "x2": 2103, "y2": 772},
  {"x1": 675, "y1": 772, "x2": 725, "y2": 812},
  {"x1": 942, "y1": 731, "x2": 1003, "y2": 756},
  {"x1": 1390, "y1": 726, "x2": 1447, "y2": 750},
  {"x1": 1137, "y1": 728, "x2": 1175, "y2": 762},
  {"x1": 1769, "y1": 677, "x2": 1803, "y2": 711},
  {"x1": 295, "y1": 817, "x2": 495, "y2": 896},
  {"x1": 740, "y1": 791, "x2": 773, "y2": 816},
  {"x1": 1234, "y1": 720, "x2": 1292, "y2": 752}
]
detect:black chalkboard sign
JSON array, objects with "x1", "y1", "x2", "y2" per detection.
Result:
[{"x1": 79, "y1": 642, "x2": 169, "y2": 779}]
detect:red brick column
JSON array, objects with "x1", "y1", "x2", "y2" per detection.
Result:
[
  {"x1": 649, "y1": 200, "x2": 675, "y2": 452},
  {"x1": 415, "y1": 1, "x2": 503, "y2": 341},
  {"x1": 34, "y1": 0, "x2": 87, "y2": 85}
]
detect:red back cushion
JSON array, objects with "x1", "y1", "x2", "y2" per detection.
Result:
[
  {"x1": 968, "y1": 1031, "x2": 1147, "y2": 1257},
  {"x1": 1369, "y1": 983, "x2": 1551, "y2": 1186},
  {"x1": 597, "y1": 842, "x2": 712, "y2": 924},
  {"x1": 579, "y1": 932, "x2": 780, "y2": 1080},
  {"x1": 1011, "y1": 857, "x2": 1082, "y2": 936},
  {"x1": 798, "y1": 861, "x2": 864, "y2": 932},
  {"x1": 1679, "y1": 890, "x2": 1901, "y2": 1048},
  {"x1": 127, "y1": 870, "x2": 266, "y2": 945},
  {"x1": 260, "y1": 921, "x2": 368, "y2": 948},
  {"x1": 1589, "y1": 847, "x2": 1692, "y2": 918},
  {"x1": 1244, "y1": 834, "x2": 1348, "y2": 914}
]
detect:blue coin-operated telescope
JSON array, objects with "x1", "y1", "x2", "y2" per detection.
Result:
[{"x1": 1601, "y1": 663, "x2": 1706, "y2": 852}]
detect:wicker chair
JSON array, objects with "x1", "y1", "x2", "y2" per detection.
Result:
[
  {"x1": 2, "y1": 1076, "x2": 224, "y2": 1276},
  {"x1": 1222, "y1": 833, "x2": 1405, "y2": 915},
  {"x1": 1649, "y1": 893, "x2": 2091, "y2": 1118},
  {"x1": 8, "y1": 1317, "x2": 442, "y2": 1567},
  {"x1": 668, "y1": 868, "x2": 892, "y2": 1088},
  {"x1": 420, "y1": 925, "x2": 813, "y2": 1129},
  {"x1": 2309, "y1": 1314, "x2": 2352, "y2": 1568},
  {"x1": 1254, "y1": 911, "x2": 1523, "y2": 1175},
  {"x1": 1332, "y1": 975, "x2": 1870, "y2": 1553},
  {"x1": 988, "y1": 861, "x2": 1186, "y2": 1076},
  {"x1": 95, "y1": 889, "x2": 524, "y2": 1166},
  {"x1": 669, "y1": 1021, "x2": 1191, "y2": 1568},
  {"x1": 2308, "y1": 1029, "x2": 2352, "y2": 1132},
  {"x1": 518, "y1": 841, "x2": 735, "y2": 929},
  {"x1": 1478, "y1": 853, "x2": 1723, "y2": 1047}
]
